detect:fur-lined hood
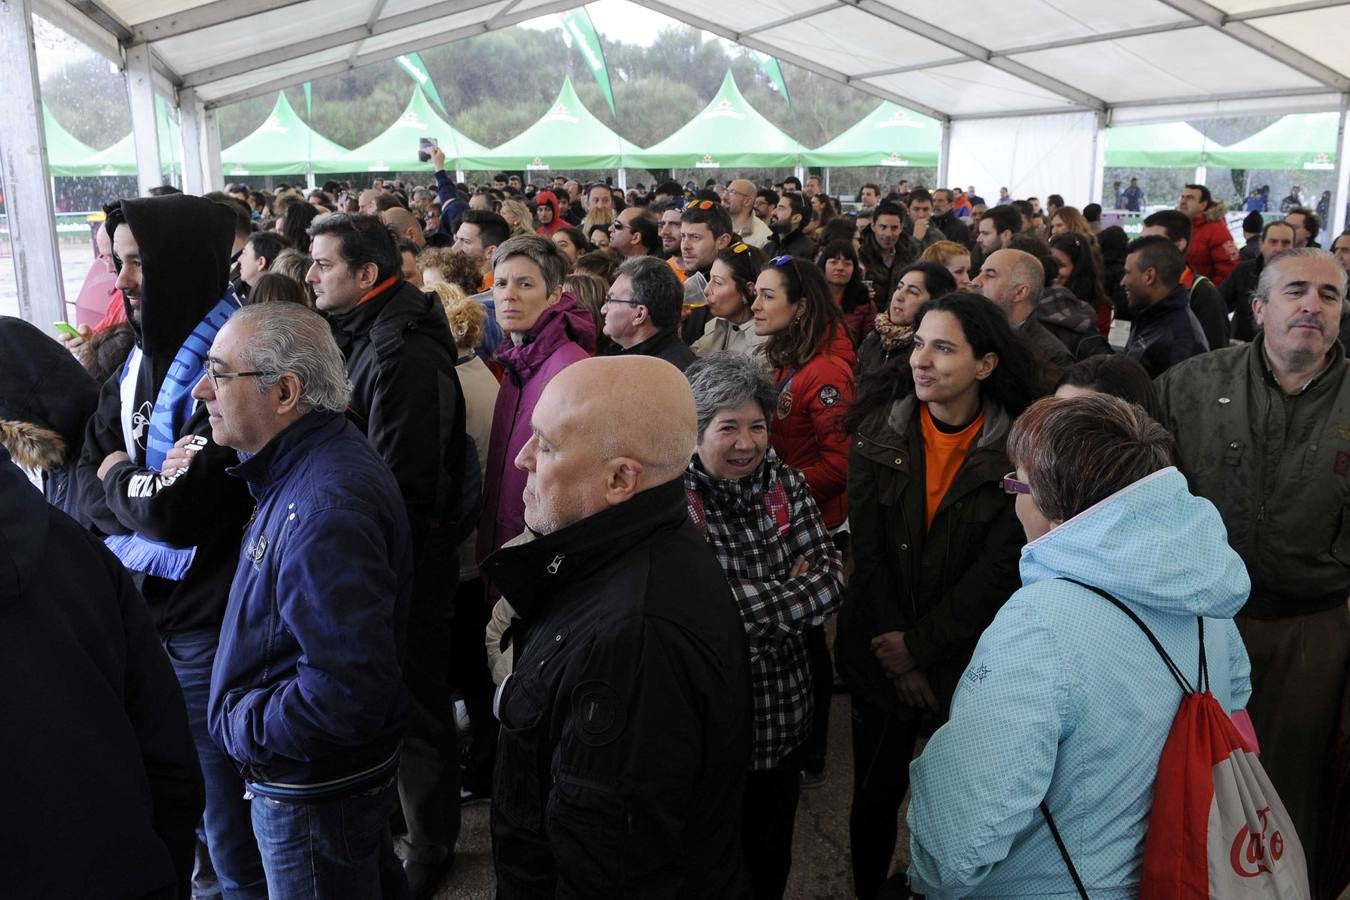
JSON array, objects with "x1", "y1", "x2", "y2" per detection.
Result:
[
  {"x1": 0, "y1": 420, "x2": 65, "y2": 473},
  {"x1": 1198, "y1": 199, "x2": 1228, "y2": 223}
]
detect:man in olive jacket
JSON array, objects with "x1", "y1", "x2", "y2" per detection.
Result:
[{"x1": 1155, "y1": 248, "x2": 1350, "y2": 879}]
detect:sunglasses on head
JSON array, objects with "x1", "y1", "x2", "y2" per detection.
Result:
[
  {"x1": 770, "y1": 255, "x2": 796, "y2": 267},
  {"x1": 686, "y1": 199, "x2": 716, "y2": 211},
  {"x1": 732, "y1": 242, "x2": 750, "y2": 254}
]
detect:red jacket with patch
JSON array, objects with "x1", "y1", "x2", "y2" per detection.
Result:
[
  {"x1": 769, "y1": 325, "x2": 856, "y2": 529},
  {"x1": 1187, "y1": 204, "x2": 1239, "y2": 287}
]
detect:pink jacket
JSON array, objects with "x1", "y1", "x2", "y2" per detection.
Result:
[{"x1": 476, "y1": 294, "x2": 596, "y2": 562}]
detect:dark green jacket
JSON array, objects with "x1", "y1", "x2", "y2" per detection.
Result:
[
  {"x1": 1155, "y1": 336, "x2": 1350, "y2": 618},
  {"x1": 836, "y1": 395, "x2": 1023, "y2": 717}
]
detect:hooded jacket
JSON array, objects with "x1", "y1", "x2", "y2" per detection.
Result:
[
  {"x1": 0, "y1": 316, "x2": 99, "y2": 520},
  {"x1": 210, "y1": 412, "x2": 411, "y2": 796},
  {"x1": 0, "y1": 448, "x2": 203, "y2": 898},
  {"x1": 1035, "y1": 286, "x2": 1107, "y2": 360},
  {"x1": 768, "y1": 325, "x2": 857, "y2": 530},
  {"x1": 1186, "y1": 200, "x2": 1240, "y2": 287},
  {"x1": 477, "y1": 294, "x2": 596, "y2": 561},
  {"x1": 77, "y1": 194, "x2": 254, "y2": 635},
  {"x1": 483, "y1": 479, "x2": 752, "y2": 898},
  {"x1": 1123, "y1": 283, "x2": 1209, "y2": 378},
  {"x1": 908, "y1": 468, "x2": 1251, "y2": 898},
  {"x1": 533, "y1": 191, "x2": 565, "y2": 236},
  {"x1": 837, "y1": 394, "x2": 1023, "y2": 716}
]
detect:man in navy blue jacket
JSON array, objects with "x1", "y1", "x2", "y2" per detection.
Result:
[{"x1": 192, "y1": 303, "x2": 413, "y2": 899}]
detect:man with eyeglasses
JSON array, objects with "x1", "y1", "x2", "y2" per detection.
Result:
[
  {"x1": 307, "y1": 212, "x2": 468, "y2": 897},
  {"x1": 191, "y1": 302, "x2": 413, "y2": 898},
  {"x1": 602, "y1": 256, "x2": 697, "y2": 371},
  {"x1": 76, "y1": 194, "x2": 267, "y2": 898},
  {"x1": 724, "y1": 178, "x2": 771, "y2": 249}
]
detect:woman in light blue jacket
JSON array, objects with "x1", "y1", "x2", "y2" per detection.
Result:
[{"x1": 907, "y1": 394, "x2": 1252, "y2": 898}]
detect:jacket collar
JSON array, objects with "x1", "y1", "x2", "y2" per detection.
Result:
[
  {"x1": 1134, "y1": 283, "x2": 1191, "y2": 323},
  {"x1": 228, "y1": 411, "x2": 346, "y2": 498},
  {"x1": 1250, "y1": 331, "x2": 1346, "y2": 397},
  {"x1": 621, "y1": 327, "x2": 683, "y2": 359},
  {"x1": 481, "y1": 478, "x2": 689, "y2": 620},
  {"x1": 854, "y1": 393, "x2": 1010, "y2": 470},
  {"x1": 328, "y1": 277, "x2": 404, "y2": 342}
]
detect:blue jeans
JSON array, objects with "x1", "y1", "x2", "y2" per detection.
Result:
[
  {"x1": 163, "y1": 628, "x2": 267, "y2": 900},
  {"x1": 250, "y1": 778, "x2": 407, "y2": 900}
]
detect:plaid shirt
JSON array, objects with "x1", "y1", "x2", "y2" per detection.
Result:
[{"x1": 685, "y1": 451, "x2": 844, "y2": 770}]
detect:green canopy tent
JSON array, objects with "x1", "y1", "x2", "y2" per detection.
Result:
[
  {"x1": 801, "y1": 102, "x2": 939, "y2": 168},
  {"x1": 1104, "y1": 121, "x2": 1219, "y2": 168},
  {"x1": 43, "y1": 105, "x2": 101, "y2": 176},
  {"x1": 328, "y1": 88, "x2": 488, "y2": 174},
  {"x1": 81, "y1": 96, "x2": 183, "y2": 178},
  {"x1": 458, "y1": 77, "x2": 640, "y2": 171},
  {"x1": 221, "y1": 92, "x2": 348, "y2": 177},
  {"x1": 1206, "y1": 113, "x2": 1339, "y2": 171},
  {"x1": 627, "y1": 72, "x2": 802, "y2": 170}
]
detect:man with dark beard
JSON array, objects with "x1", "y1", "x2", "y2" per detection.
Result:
[{"x1": 763, "y1": 192, "x2": 814, "y2": 260}]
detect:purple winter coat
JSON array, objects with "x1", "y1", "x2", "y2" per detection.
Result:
[{"x1": 477, "y1": 293, "x2": 596, "y2": 562}]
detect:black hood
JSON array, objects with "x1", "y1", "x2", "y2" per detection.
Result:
[
  {"x1": 120, "y1": 194, "x2": 236, "y2": 361},
  {"x1": 0, "y1": 316, "x2": 99, "y2": 454},
  {"x1": 0, "y1": 446, "x2": 47, "y2": 605}
]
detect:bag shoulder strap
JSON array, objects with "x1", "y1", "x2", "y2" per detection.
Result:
[
  {"x1": 1040, "y1": 801, "x2": 1090, "y2": 900},
  {"x1": 1058, "y1": 577, "x2": 1198, "y2": 695}
]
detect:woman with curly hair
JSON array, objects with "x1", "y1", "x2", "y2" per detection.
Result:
[{"x1": 417, "y1": 246, "x2": 483, "y2": 297}]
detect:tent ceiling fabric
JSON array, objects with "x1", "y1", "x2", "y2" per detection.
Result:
[{"x1": 36, "y1": 0, "x2": 1350, "y2": 120}]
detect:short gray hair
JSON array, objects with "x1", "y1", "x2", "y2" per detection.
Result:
[
  {"x1": 685, "y1": 351, "x2": 777, "y2": 440},
  {"x1": 1007, "y1": 394, "x2": 1173, "y2": 523},
  {"x1": 491, "y1": 234, "x2": 568, "y2": 294},
  {"x1": 230, "y1": 303, "x2": 352, "y2": 414},
  {"x1": 1254, "y1": 247, "x2": 1348, "y2": 303},
  {"x1": 617, "y1": 255, "x2": 683, "y2": 329}
]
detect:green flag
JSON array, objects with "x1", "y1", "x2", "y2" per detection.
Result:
[
  {"x1": 303, "y1": 82, "x2": 312, "y2": 117},
  {"x1": 396, "y1": 53, "x2": 449, "y2": 117},
  {"x1": 750, "y1": 51, "x2": 791, "y2": 107},
  {"x1": 559, "y1": 8, "x2": 616, "y2": 116}
]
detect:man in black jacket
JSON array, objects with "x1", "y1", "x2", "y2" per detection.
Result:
[
  {"x1": 858, "y1": 201, "x2": 919, "y2": 304},
  {"x1": 1224, "y1": 219, "x2": 1295, "y2": 342},
  {"x1": 2, "y1": 447, "x2": 202, "y2": 900},
  {"x1": 603, "y1": 256, "x2": 697, "y2": 371},
  {"x1": 1139, "y1": 210, "x2": 1229, "y2": 351},
  {"x1": 930, "y1": 189, "x2": 972, "y2": 247},
  {"x1": 307, "y1": 212, "x2": 468, "y2": 898},
  {"x1": 485, "y1": 356, "x2": 752, "y2": 898},
  {"x1": 1121, "y1": 235, "x2": 1209, "y2": 377},
  {"x1": 77, "y1": 194, "x2": 266, "y2": 898},
  {"x1": 764, "y1": 191, "x2": 815, "y2": 260},
  {"x1": 974, "y1": 248, "x2": 1073, "y2": 390}
]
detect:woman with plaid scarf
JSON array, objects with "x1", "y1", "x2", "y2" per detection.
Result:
[{"x1": 683, "y1": 351, "x2": 846, "y2": 900}]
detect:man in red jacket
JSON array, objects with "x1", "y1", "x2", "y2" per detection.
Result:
[{"x1": 1178, "y1": 183, "x2": 1239, "y2": 287}]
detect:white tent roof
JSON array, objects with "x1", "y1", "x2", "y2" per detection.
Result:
[{"x1": 33, "y1": 0, "x2": 1350, "y2": 122}]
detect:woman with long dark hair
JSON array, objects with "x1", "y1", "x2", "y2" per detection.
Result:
[
  {"x1": 278, "y1": 201, "x2": 320, "y2": 254},
  {"x1": 837, "y1": 292, "x2": 1041, "y2": 900},
  {"x1": 1050, "y1": 230, "x2": 1112, "y2": 337},
  {"x1": 816, "y1": 239, "x2": 875, "y2": 347}
]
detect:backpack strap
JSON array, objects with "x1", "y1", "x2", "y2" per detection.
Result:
[
  {"x1": 1040, "y1": 801, "x2": 1090, "y2": 900},
  {"x1": 1059, "y1": 577, "x2": 1196, "y2": 695}
]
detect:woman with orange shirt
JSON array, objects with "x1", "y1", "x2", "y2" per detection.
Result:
[{"x1": 835, "y1": 292, "x2": 1041, "y2": 899}]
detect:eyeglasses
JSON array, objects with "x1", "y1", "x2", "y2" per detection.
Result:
[
  {"x1": 686, "y1": 199, "x2": 716, "y2": 211},
  {"x1": 603, "y1": 295, "x2": 639, "y2": 308},
  {"x1": 202, "y1": 362, "x2": 272, "y2": 391},
  {"x1": 724, "y1": 187, "x2": 752, "y2": 200},
  {"x1": 1001, "y1": 472, "x2": 1031, "y2": 495}
]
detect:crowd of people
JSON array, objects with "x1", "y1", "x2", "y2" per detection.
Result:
[{"x1": 3, "y1": 158, "x2": 1350, "y2": 900}]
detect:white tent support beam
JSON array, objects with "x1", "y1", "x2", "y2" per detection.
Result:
[
  {"x1": 0, "y1": 0, "x2": 66, "y2": 326},
  {"x1": 131, "y1": 0, "x2": 312, "y2": 43},
  {"x1": 738, "y1": 3, "x2": 838, "y2": 37},
  {"x1": 995, "y1": 21, "x2": 1202, "y2": 56},
  {"x1": 1156, "y1": 0, "x2": 1350, "y2": 92},
  {"x1": 346, "y1": 0, "x2": 391, "y2": 64},
  {"x1": 31, "y1": 0, "x2": 119, "y2": 62},
  {"x1": 178, "y1": 86, "x2": 206, "y2": 194},
  {"x1": 1228, "y1": 0, "x2": 1350, "y2": 22},
  {"x1": 937, "y1": 119, "x2": 951, "y2": 187},
  {"x1": 125, "y1": 42, "x2": 163, "y2": 194},
  {"x1": 180, "y1": 0, "x2": 503, "y2": 89},
  {"x1": 953, "y1": 105, "x2": 1098, "y2": 122},
  {"x1": 1089, "y1": 111, "x2": 1106, "y2": 206},
  {"x1": 852, "y1": 57, "x2": 966, "y2": 80},
  {"x1": 633, "y1": 0, "x2": 951, "y2": 122},
  {"x1": 1332, "y1": 93, "x2": 1350, "y2": 238},
  {"x1": 843, "y1": 0, "x2": 1108, "y2": 111},
  {"x1": 202, "y1": 104, "x2": 223, "y2": 190}
]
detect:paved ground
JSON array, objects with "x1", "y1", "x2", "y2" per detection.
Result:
[{"x1": 430, "y1": 689, "x2": 912, "y2": 899}]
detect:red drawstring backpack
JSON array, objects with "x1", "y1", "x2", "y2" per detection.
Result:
[{"x1": 1041, "y1": 580, "x2": 1311, "y2": 900}]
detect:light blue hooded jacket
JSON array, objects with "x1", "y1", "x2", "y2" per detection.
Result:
[{"x1": 907, "y1": 467, "x2": 1252, "y2": 898}]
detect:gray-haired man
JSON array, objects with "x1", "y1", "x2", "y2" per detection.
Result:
[
  {"x1": 602, "y1": 255, "x2": 698, "y2": 371},
  {"x1": 193, "y1": 303, "x2": 413, "y2": 898}
]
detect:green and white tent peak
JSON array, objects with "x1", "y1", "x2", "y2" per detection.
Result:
[
  {"x1": 801, "y1": 102, "x2": 939, "y2": 168},
  {"x1": 1103, "y1": 121, "x2": 1218, "y2": 169},
  {"x1": 333, "y1": 88, "x2": 488, "y2": 174},
  {"x1": 1206, "y1": 113, "x2": 1339, "y2": 172},
  {"x1": 220, "y1": 92, "x2": 349, "y2": 177},
  {"x1": 627, "y1": 71, "x2": 803, "y2": 169},
  {"x1": 42, "y1": 105, "x2": 101, "y2": 177}
]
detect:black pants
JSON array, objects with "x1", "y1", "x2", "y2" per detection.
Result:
[
  {"x1": 849, "y1": 696, "x2": 923, "y2": 900},
  {"x1": 743, "y1": 747, "x2": 805, "y2": 900},
  {"x1": 802, "y1": 626, "x2": 834, "y2": 772},
  {"x1": 449, "y1": 577, "x2": 497, "y2": 792}
]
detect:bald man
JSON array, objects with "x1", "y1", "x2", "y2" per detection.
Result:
[
  {"x1": 973, "y1": 247, "x2": 1072, "y2": 385},
  {"x1": 483, "y1": 356, "x2": 753, "y2": 897},
  {"x1": 726, "y1": 178, "x2": 771, "y2": 248}
]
